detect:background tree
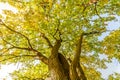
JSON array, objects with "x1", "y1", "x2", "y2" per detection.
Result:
[{"x1": 0, "y1": 0, "x2": 120, "y2": 80}]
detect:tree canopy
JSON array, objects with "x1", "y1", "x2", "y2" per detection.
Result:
[{"x1": 0, "y1": 0, "x2": 120, "y2": 80}]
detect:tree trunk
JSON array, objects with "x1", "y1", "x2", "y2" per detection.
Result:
[
  {"x1": 47, "y1": 35, "x2": 87, "y2": 80},
  {"x1": 48, "y1": 39, "x2": 70, "y2": 80},
  {"x1": 48, "y1": 53, "x2": 87, "y2": 80},
  {"x1": 48, "y1": 53, "x2": 70, "y2": 80}
]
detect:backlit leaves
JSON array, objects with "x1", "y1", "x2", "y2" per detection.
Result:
[{"x1": 0, "y1": 0, "x2": 120, "y2": 79}]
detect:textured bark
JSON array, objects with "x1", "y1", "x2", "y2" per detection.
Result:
[
  {"x1": 70, "y1": 34, "x2": 83, "y2": 80},
  {"x1": 42, "y1": 31, "x2": 103, "y2": 80},
  {"x1": 48, "y1": 56, "x2": 68, "y2": 80},
  {"x1": 48, "y1": 53, "x2": 87, "y2": 80},
  {"x1": 48, "y1": 53, "x2": 70, "y2": 80},
  {"x1": 46, "y1": 32, "x2": 100, "y2": 80},
  {"x1": 47, "y1": 34, "x2": 87, "y2": 80},
  {"x1": 48, "y1": 40, "x2": 70, "y2": 80},
  {"x1": 1, "y1": 20, "x2": 103, "y2": 80},
  {"x1": 58, "y1": 53, "x2": 70, "y2": 79},
  {"x1": 77, "y1": 63, "x2": 87, "y2": 80}
]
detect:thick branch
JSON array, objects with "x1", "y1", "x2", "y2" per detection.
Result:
[
  {"x1": 50, "y1": 19, "x2": 62, "y2": 57},
  {"x1": 71, "y1": 30, "x2": 105, "y2": 79},
  {"x1": 72, "y1": 30, "x2": 106, "y2": 65},
  {"x1": 2, "y1": 39, "x2": 48, "y2": 65},
  {"x1": 0, "y1": 21, "x2": 49, "y2": 64},
  {"x1": 51, "y1": 39, "x2": 62, "y2": 57},
  {"x1": 72, "y1": 33, "x2": 83, "y2": 68},
  {"x1": 70, "y1": 33, "x2": 83, "y2": 80},
  {"x1": 77, "y1": 62, "x2": 87, "y2": 80},
  {"x1": 31, "y1": 49, "x2": 48, "y2": 64}
]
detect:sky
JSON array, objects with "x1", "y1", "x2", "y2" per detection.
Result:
[
  {"x1": 0, "y1": 2, "x2": 18, "y2": 80},
  {"x1": 0, "y1": 2, "x2": 17, "y2": 15},
  {"x1": 0, "y1": 64, "x2": 18, "y2": 80},
  {"x1": 100, "y1": 58, "x2": 120, "y2": 79},
  {"x1": 0, "y1": 2, "x2": 120, "y2": 80}
]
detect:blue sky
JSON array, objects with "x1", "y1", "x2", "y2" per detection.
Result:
[
  {"x1": 100, "y1": 58, "x2": 120, "y2": 79},
  {"x1": 98, "y1": 15, "x2": 120, "y2": 79},
  {"x1": 98, "y1": 15, "x2": 120, "y2": 41}
]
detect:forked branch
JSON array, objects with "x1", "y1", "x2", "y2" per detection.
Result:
[
  {"x1": 2, "y1": 37, "x2": 48, "y2": 64},
  {"x1": 0, "y1": 20, "x2": 48, "y2": 64},
  {"x1": 73, "y1": 30, "x2": 106, "y2": 65},
  {"x1": 71, "y1": 30, "x2": 106, "y2": 80},
  {"x1": 1, "y1": 21, "x2": 33, "y2": 49},
  {"x1": 40, "y1": 33, "x2": 53, "y2": 48},
  {"x1": 94, "y1": 2, "x2": 102, "y2": 19},
  {"x1": 51, "y1": 39, "x2": 62, "y2": 57}
]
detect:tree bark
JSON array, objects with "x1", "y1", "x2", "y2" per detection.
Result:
[
  {"x1": 47, "y1": 34, "x2": 87, "y2": 80},
  {"x1": 48, "y1": 40, "x2": 70, "y2": 80}
]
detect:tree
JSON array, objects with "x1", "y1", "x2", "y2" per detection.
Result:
[
  {"x1": 108, "y1": 73, "x2": 120, "y2": 80},
  {"x1": 0, "y1": 0, "x2": 120, "y2": 80}
]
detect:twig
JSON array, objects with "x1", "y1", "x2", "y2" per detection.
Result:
[
  {"x1": 94, "y1": 3, "x2": 102, "y2": 19},
  {"x1": 2, "y1": 39, "x2": 31, "y2": 51},
  {"x1": 83, "y1": 30, "x2": 106, "y2": 35},
  {"x1": 40, "y1": 33, "x2": 53, "y2": 48},
  {"x1": 0, "y1": 21, "x2": 33, "y2": 49},
  {"x1": 2, "y1": 39, "x2": 48, "y2": 64}
]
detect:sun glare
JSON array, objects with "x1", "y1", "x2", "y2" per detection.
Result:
[
  {"x1": 0, "y1": 2, "x2": 17, "y2": 15},
  {"x1": 0, "y1": 2, "x2": 18, "y2": 79}
]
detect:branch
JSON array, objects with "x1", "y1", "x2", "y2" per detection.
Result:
[
  {"x1": 82, "y1": 0, "x2": 98, "y2": 13},
  {"x1": 77, "y1": 62, "x2": 87, "y2": 80},
  {"x1": 52, "y1": 19, "x2": 62, "y2": 40},
  {"x1": 2, "y1": 39, "x2": 48, "y2": 65},
  {"x1": 71, "y1": 30, "x2": 106, "y2": 65},
  {"x1": 50, "y1": 19, "x2": 62, "y2": 57},
  {"x1": 40, "y1": 33, "x2": 53, "y2": 48},
  {"x1": 0, "y1": 20, "x2": 48, "y2": 64},
  {"x1": 0, "y1": 21, "x2": 33, "y2": 49},
  {"x1": 70, "y1": 33, "x2": 84, "y2": 80},
  {"x1": 83, "y1": 29, "x2": 106, "y2": 35},
  {"x1": 2, "y1": 39, "x2": 31, "y2": 51},
  {"x1": 51, "y1": 39, "x2": 62, "y2": 57},
  {"x1": 94, "y1": 3, "x2": 102, "y2": 19},
  {"x1": 72, "y1": 33, "x2": 83, "y2": 67},
  {"x1": 73, "y1": 30, "x2": 105, "y2": 63},
  {"x1": 89, "y1": 0, "x2": 98, "y2": 5},
  {"x1": 71, "y1": 30, "x2": 104, "y2": 79},
  {"x1": 83, "y1": 29, "x2": 116, "y2": 36},
  {"x1": 83, "y1": 31, "x2": 100, "y2": 35},
  {"x1": 31, "y1": 49, "x2": 48, "y2": 64}
]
